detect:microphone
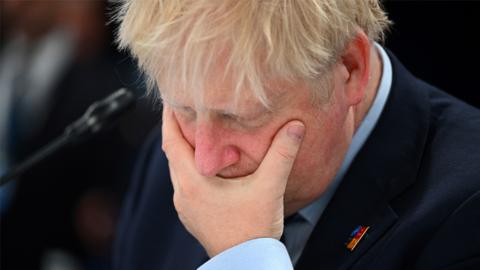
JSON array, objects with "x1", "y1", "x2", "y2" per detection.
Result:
[{"x1": 0, "y1": 88, "x2": 136, "y2": 186}]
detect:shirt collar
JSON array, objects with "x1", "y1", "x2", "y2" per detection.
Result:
[{"x1": 298, "y1": 43, "x2": 393, "y2": 225}]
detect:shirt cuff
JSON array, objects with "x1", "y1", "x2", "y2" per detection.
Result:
[{"x1": 198, "y1": 238, "x2": 293, "y2": 270}]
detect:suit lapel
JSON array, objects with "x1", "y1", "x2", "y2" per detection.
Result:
[
  {"x1": 295, "y1": 168, "x2": 398, "y2": 270},
  {"x1": 296, "y1": 51, "x2": 431, "y2": 270}
]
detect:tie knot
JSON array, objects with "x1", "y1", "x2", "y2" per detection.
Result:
[{"x1": 285, "y1": 213, "x2": 303, "y2": 225}]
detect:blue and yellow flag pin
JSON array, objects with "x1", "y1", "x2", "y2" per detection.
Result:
[{"x1": 346, "y1": 225, "x2": 370, "y2": 251}]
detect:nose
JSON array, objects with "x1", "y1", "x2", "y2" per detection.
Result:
[{"x1": 193, "y1": 122, "x2": 240, "y2": 177}]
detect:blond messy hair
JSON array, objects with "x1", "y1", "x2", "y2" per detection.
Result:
[{"x1": 116, "y1": 0, "x2": 390, "y2": 107}]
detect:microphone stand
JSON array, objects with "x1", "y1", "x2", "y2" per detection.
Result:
[{"x1": 0, "y1": 88, "x2": 136, "y2": 186}]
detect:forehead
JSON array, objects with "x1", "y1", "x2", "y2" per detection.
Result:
[
  {"x1": 156, "y1": 42, "x2": 319, "y2": 116},
  {"x1": 157, "y1": 43, "x2": 274, "y2": 108},
  {"x1": 161, "y1": 81, "x2": 266, "y2": 115},
  {"x1": 159, "y1": 64, "x2": 299, "y2": 114}
]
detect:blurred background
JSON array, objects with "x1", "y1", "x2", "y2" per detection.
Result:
[
  {"x1": 0, "y1": 1, "x2": 158, "y2": 269},
  {"x1": 0, "y1": 1, "x2": 479, "y2": 270},
  {"x1": 384, "y1": 0, "x2": 480, "y2": 108}
]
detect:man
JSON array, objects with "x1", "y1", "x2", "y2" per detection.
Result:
[{"x1": 114, "y1": 1, "x2": 480, "y2": 269}]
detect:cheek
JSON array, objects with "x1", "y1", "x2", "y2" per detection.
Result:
[
  {"x1": 175, "y1": 114, "x2": 278, "y2": 166},
  {"x1": 285, "y1": 102, "x2": 352, "y2": 206},
  {"x1": 235, "y1": 129, "x2": 276, "y2": 164}
]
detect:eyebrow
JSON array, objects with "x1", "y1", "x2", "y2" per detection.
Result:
[
  {"x1": 163, "y1": 94, "x2": 272, "y2": 119},
  {"x1": 162, "y1": 98, "x2": 188, "y2": 110},
  {"x1": 217, "y1": 104, "x2": 272, "y2": 118}
]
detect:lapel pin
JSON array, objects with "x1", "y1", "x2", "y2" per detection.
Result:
[{"x1": 346, "y1": 225, "x2": 370, "y2": 251}]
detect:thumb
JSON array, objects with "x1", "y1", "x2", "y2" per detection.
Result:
[{"x1": 254, "y1": 120, "x2": 305, "y2": 190}]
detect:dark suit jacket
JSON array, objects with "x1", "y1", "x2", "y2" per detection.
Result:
[{"x1": 114, "y1": 52, "x2": 480, "y2": 269}]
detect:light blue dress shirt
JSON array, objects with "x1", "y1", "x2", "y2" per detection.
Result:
[{"x1": 199, "y1": 44, "x2": 393, "y2": 270}]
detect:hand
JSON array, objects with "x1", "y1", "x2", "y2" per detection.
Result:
[{"x1": 162, "y1": 105, "x2": 305, "y2": 257}]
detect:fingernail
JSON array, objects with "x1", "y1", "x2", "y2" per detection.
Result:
[{"x1": 287, "y1": 123, "x2": 305, "y2": 141}]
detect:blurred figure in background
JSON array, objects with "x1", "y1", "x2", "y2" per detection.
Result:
[{"x1": 0, "y1": 1, "x2": 156, "y2": 269}]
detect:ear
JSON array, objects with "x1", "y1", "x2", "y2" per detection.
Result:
[{"x1": 339, "y1": 31, "x2": 371, "y2": 106}]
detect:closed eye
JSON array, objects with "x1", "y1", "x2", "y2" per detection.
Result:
[
  {"x1": 219, "y1": 112, "x2": 239, "y2": 121},
  {"x1": 175, "y1": 106, "x2": 197, "y2": 120},
  {"x1": 217, "y1": 112, "x2": 271, "y2": 130}
]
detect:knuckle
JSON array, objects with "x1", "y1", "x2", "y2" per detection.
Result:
[
  {"x1": 162, "y1": 138, "x2": 178, "y2": 154},
  {"x1": 161, "y1": 139, "x2": 172, "y2": 152},
  {"x1": 172, "y1": 182, "x2": 199, "y2": 215},
  {"x1": 174, "y1": 179, "x2": 199, "y2": 201},
  {"x1": 172, "y1": 192, "x2": 183, "y2": 212}
]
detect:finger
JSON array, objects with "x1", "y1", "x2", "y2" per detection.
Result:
[
  {"x1": 161, "y1": 104, "x2": 196, "y2": 174},
  {"x1": 254, "y1": 120, "x2": 305, "y2": 190}
]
